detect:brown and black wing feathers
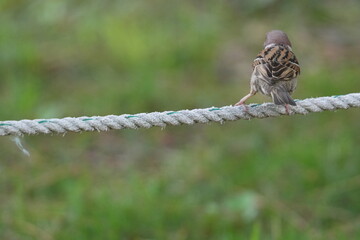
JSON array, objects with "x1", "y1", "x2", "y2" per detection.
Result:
[{"x1": 253, "y1": 45, "x2": 300, "y2": 83}]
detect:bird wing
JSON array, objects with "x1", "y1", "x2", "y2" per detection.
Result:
[{"x1": 252, "y1": 45, "x2": 300, "y2": 84}]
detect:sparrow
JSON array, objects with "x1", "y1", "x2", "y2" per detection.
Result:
[{"x1": 235, "y1": 30, "x2": 300, "y2": 113}]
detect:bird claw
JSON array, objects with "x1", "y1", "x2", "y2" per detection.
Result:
[
  {"x1": 285, "y1": 104, "x2": 291, "y2": 115},
  {"x1": 234, "y1": 101, "x2": 243, "y2": 106},
  {"x1": 234, "y1": 102, "x2": 249, "y2": 113}
]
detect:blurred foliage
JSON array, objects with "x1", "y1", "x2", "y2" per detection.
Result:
[{"x1": 1, "y1": 0, "x2": 360, "y2": 239}]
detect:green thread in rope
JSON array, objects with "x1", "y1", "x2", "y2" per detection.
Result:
[
  {"x1": 38, "y1": 120, "x2": 58, "y2": 124},
  {"x1": 0, "y1": 123, "x2": 12, "y2": 126},
  {"x1": 209, "y1": 108, "x2": 221, "y2": 111},
  {"x1": 167, "y1": 111, "x2": 178, "y2": 115},
  {"x1": 82, "y1": 118, "x2": 93, "y2": 121},
  {"x1": 125, "y1": 115, "x2": 138, "y2": 119}
]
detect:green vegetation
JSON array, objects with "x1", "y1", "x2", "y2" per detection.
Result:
[{"x1": 1, "y1": 0, "x2": 360, "y2": 239}]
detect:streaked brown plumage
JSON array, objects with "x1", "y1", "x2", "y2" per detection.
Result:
[{"x1": 235, "y1": 30, "x2": 300, "y2": 112}]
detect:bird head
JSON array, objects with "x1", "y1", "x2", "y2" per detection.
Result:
[{"x1": 264, "y1": 30, "x2": 292, "y2": 48}]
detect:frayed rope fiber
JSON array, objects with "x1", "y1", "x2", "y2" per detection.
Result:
[{"x1": 1, "y1": 93, "x2": 359, "y2": 136}]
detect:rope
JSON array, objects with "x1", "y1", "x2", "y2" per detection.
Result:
[{"x1": 1, "y1": 93, "x2": 359, "y2": 136}]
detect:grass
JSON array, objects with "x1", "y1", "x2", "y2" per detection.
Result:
[{"x1": 1, "y1": 0, "x2": 360, "y2": 239}]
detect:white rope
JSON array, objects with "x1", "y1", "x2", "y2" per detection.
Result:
[{"x1": 1, "y1": 93, "x2": 359, "y2": 136}]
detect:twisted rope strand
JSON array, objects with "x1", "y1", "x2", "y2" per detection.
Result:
[{"x1": 1, "y1": 93, "x2": 359, "y2": 136}]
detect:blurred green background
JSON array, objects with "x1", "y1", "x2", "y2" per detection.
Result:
[{"x1": 1, "y1": 0, "x2": 360, "y2": 239}]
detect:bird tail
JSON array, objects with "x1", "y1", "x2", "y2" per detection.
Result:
[{"x1": 271, "y1": 87, "x2": 296, "y2": 106}]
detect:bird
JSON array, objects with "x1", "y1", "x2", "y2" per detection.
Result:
[{"x1": 235, "y1": 30, "x2": 300, "y2": 113}]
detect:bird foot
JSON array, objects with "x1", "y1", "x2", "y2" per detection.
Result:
[
  {"x1": 234, "y1": 101, "x2": 243, "y2": 106},
  {"x1": 234, "y1": 102, "x2": 249, "y2": 112},
  {"x1": 285, "y1": 104, "x2": 290, "y2": 115}
]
